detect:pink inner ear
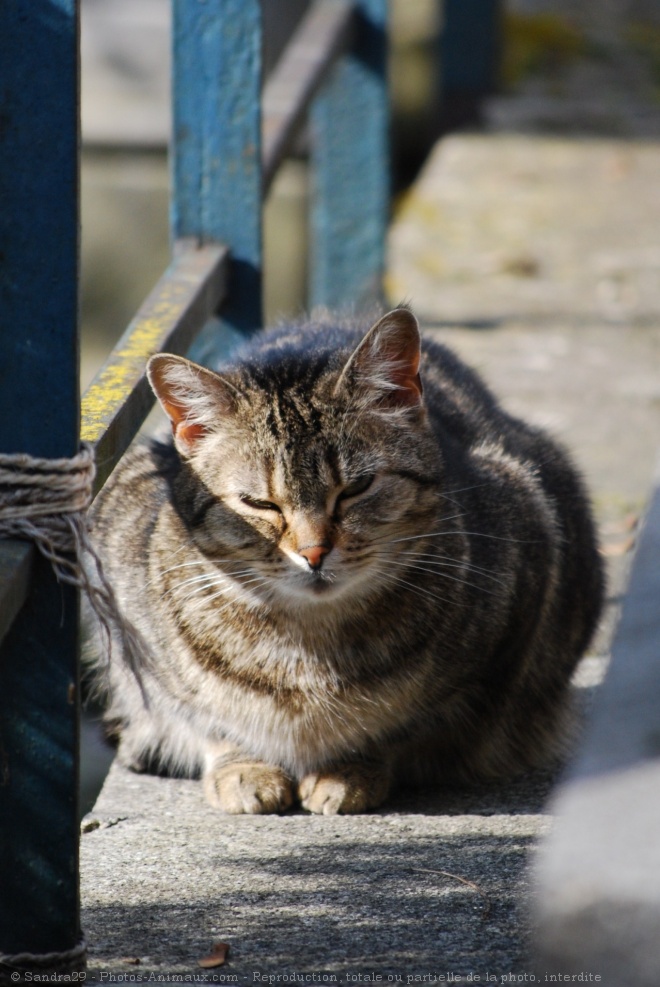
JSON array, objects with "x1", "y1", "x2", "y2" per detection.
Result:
[
  {"x1": 332, "y1": 308, "x2": 424, "y2": 408},
  {"x1": 157, "y1": 394, "x2": 207, "y2": 447},
  {"x1": 176, "y1": 420, "x2": 207, "y2": 447},
  {"x1": 379, "y1": 334, "x2": 423, "y2": 406},
  {"x1": 148, "y1": 354, "x2": 220, "y2": 452},
  {"x1": 392, "y1": 357, "x2": 423, "y2": 403},
  {"x1": 395, "y1": 370, "x2": 423, "y2": 405}
]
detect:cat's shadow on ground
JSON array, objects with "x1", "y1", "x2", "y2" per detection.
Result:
[{"x1": 380, "y1": 769, "x2": 558, "y2": 817}]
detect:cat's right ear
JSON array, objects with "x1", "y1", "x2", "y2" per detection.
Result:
[
  {"x1": 147, "y1": 354, "x2": 237, "y2": 456},
  {"x1": 334, "y1": 307, "x2": 423, "y2": 410}
]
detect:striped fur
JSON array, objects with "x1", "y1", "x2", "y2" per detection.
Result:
[{"x1": 89, "y1": 308, "x2": 604, "y2": 814}]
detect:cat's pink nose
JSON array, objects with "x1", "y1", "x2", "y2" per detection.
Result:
[{"x1": 298, "y1": 544, "x2": 330, "y2": 571}]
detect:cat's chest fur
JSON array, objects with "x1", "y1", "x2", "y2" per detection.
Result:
[{"x1": 135, "y1": 502, "x2": 445, "y2": 775}]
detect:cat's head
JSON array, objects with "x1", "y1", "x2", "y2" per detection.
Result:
[{"x1": 147, "y1": 308, "x2": 442, "y2": 608}]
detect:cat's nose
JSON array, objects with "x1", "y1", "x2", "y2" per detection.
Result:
[{"x1": 298, "y1": 544, "x2": 330, "y2": 571}]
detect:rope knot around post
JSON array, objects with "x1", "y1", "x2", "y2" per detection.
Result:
[
  {"x1": 0, "y1": 443, "x2": 96, "y2": 582},
  {"x1": 0, "y1": 442, "x2": 144, "y2": 692}
]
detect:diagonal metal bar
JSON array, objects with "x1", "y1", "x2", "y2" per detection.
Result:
[
  {"x1": 261, "y1": 0, "x2": 356, "y2": 194},
  {"x1": 81, "y1": 242, "x2": 228, "y2": 495}
]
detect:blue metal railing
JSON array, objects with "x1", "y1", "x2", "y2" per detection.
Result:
[
  {"x1": 0, "y1": 0, "x2": 502, "y2": 974},
  {"x1": 0, "y1": 0, "x2": 387, "y2": 973}
]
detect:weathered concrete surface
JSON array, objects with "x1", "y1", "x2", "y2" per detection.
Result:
[
  {"x1": 82, "y1": 767, "x2": 553, "y2": 981},
  {"x1": 388, "y1": 136, "x2": 660, "y2": 327}
]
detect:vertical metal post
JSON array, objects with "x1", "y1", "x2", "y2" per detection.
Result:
[
  {"x1": 309, "y1": 0, "x2": 389, "y2": 311},
  {"x1": 439, "y1": 0, "x2": 502, "y2": 129},
  {"x1": 0, "y1": 0, "x2": 82, "y2": 974},
  {"x1": 172, "y1": 0, "x2": 263, "y2": 345}
]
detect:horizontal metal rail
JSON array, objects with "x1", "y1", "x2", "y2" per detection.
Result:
[
  {"x1": 262, "y1": 0, "x2": 355, "y2": 193},
  {"x1": 81, "y1": 242, "x2": 228, "y2": 495}
]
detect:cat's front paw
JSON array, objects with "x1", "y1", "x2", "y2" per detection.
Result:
[
  {"x1": 115, "y1": 728, "x2": 154, "y2": 774},
  {"x1": 203, "y1": 761, "x2": 295, "y2": 814},
  {"x1": 299, "y1": 764, "x2": 391, "y2": 815}
]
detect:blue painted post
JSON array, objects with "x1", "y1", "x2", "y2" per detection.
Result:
[
  {"x1": 0, "y1": 0, "x2": 82, "y2": 974},
  {"x1": 309, "y1": 0, "x2": 389, "y2": 311},
  {"x1": 172, "y1": 0, "x2": 263, "y2": 350},
  {"x1": 439, "y1": 0, "x2": 502, "y2": 129}
]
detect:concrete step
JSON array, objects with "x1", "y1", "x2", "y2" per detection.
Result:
[{"x1": 81, "y1": 764, "x2": 554, "y2": 978}]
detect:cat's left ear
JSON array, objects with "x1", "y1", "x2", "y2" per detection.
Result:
[
  {"x1": 334, "y1": 307, "x2": 423, "y2": 408},
  {"x1": 147, "y1": 354, "x2": 238, "y2": 456}
]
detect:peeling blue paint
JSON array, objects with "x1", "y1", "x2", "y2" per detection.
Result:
[
  {"x1": 309, "y1": 0, "x2": 389, "y2": 311},
  {"x1": 0, "y1": 0, "x2": 81, "y2": 961},
  {"x1": 172, "y1": 0, "x2": 262, "y2": 340}
]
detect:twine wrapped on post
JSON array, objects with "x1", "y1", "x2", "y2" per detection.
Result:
[
  {"x1": 0, "y1": 442, "x2": 97, "y2": 581},
  {"x1": 0, "y1": 442, "x2": 142, "y2": 680},
  {"x1": 0, "y1": 938, "x2": 87, "y2": 979}
]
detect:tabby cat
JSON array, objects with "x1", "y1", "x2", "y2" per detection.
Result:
[{"x1": 90, "y1": 307, "x2": 604, "y2": 814}]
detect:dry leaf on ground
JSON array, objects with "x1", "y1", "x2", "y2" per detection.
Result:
[{"x1": 198, "y1": 942, "x2": 230, "y2": 969}]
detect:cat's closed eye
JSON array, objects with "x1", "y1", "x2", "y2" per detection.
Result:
[
  {"x1": 337, "y1": 474, "x2": 375, "y2": 501},
  {"x1": 240, "y1": 495, "x2": 282, "y2": 513}
]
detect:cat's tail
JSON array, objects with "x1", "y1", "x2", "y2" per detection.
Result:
[{"x1": 81, "y1": 543, "x2": 153, "y2": 708}]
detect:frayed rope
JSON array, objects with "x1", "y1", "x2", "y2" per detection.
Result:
[
  {"x1": 0, "y1": 442, "x2": 143, "y2": 681},
  {"x1": 0, "y1": 938, "x2": 86, "y2": 976}
]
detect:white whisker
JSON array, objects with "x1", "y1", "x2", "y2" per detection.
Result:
[
  {"x1": 174, "y1": 571, "x2": 268, "y2": 606},
  {"x1": 381, "y1": 517, "x2": 465, "y2": 546},
  {"x1": 385, "y1": 558, "x2": 502, "y2": 596},
  {"x1": 169, "y1": 568, "x2": 256, "y2": 593},
  {"x1": 386, "y1": 528, "x2": 538, "y2": 546},
  {"x1": 368, "y1": 564, "x2": 463, "y2": 609},
  {"x1": 183, "y1": 575, "x2": 272, "y2": 615},
  {"x1": 398, "y1": 550, "x2": 508, "y2": 586},
  {"x1": 160, "y1": 556, "x2": 262, "y2": 577},
  {"x1": 160, "y1": 559, "x2": 209, "y2": 576}
]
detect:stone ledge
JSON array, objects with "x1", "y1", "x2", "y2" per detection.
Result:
[{"x1": 80, "y1": 761, "x2": 556, "y2": 980}]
